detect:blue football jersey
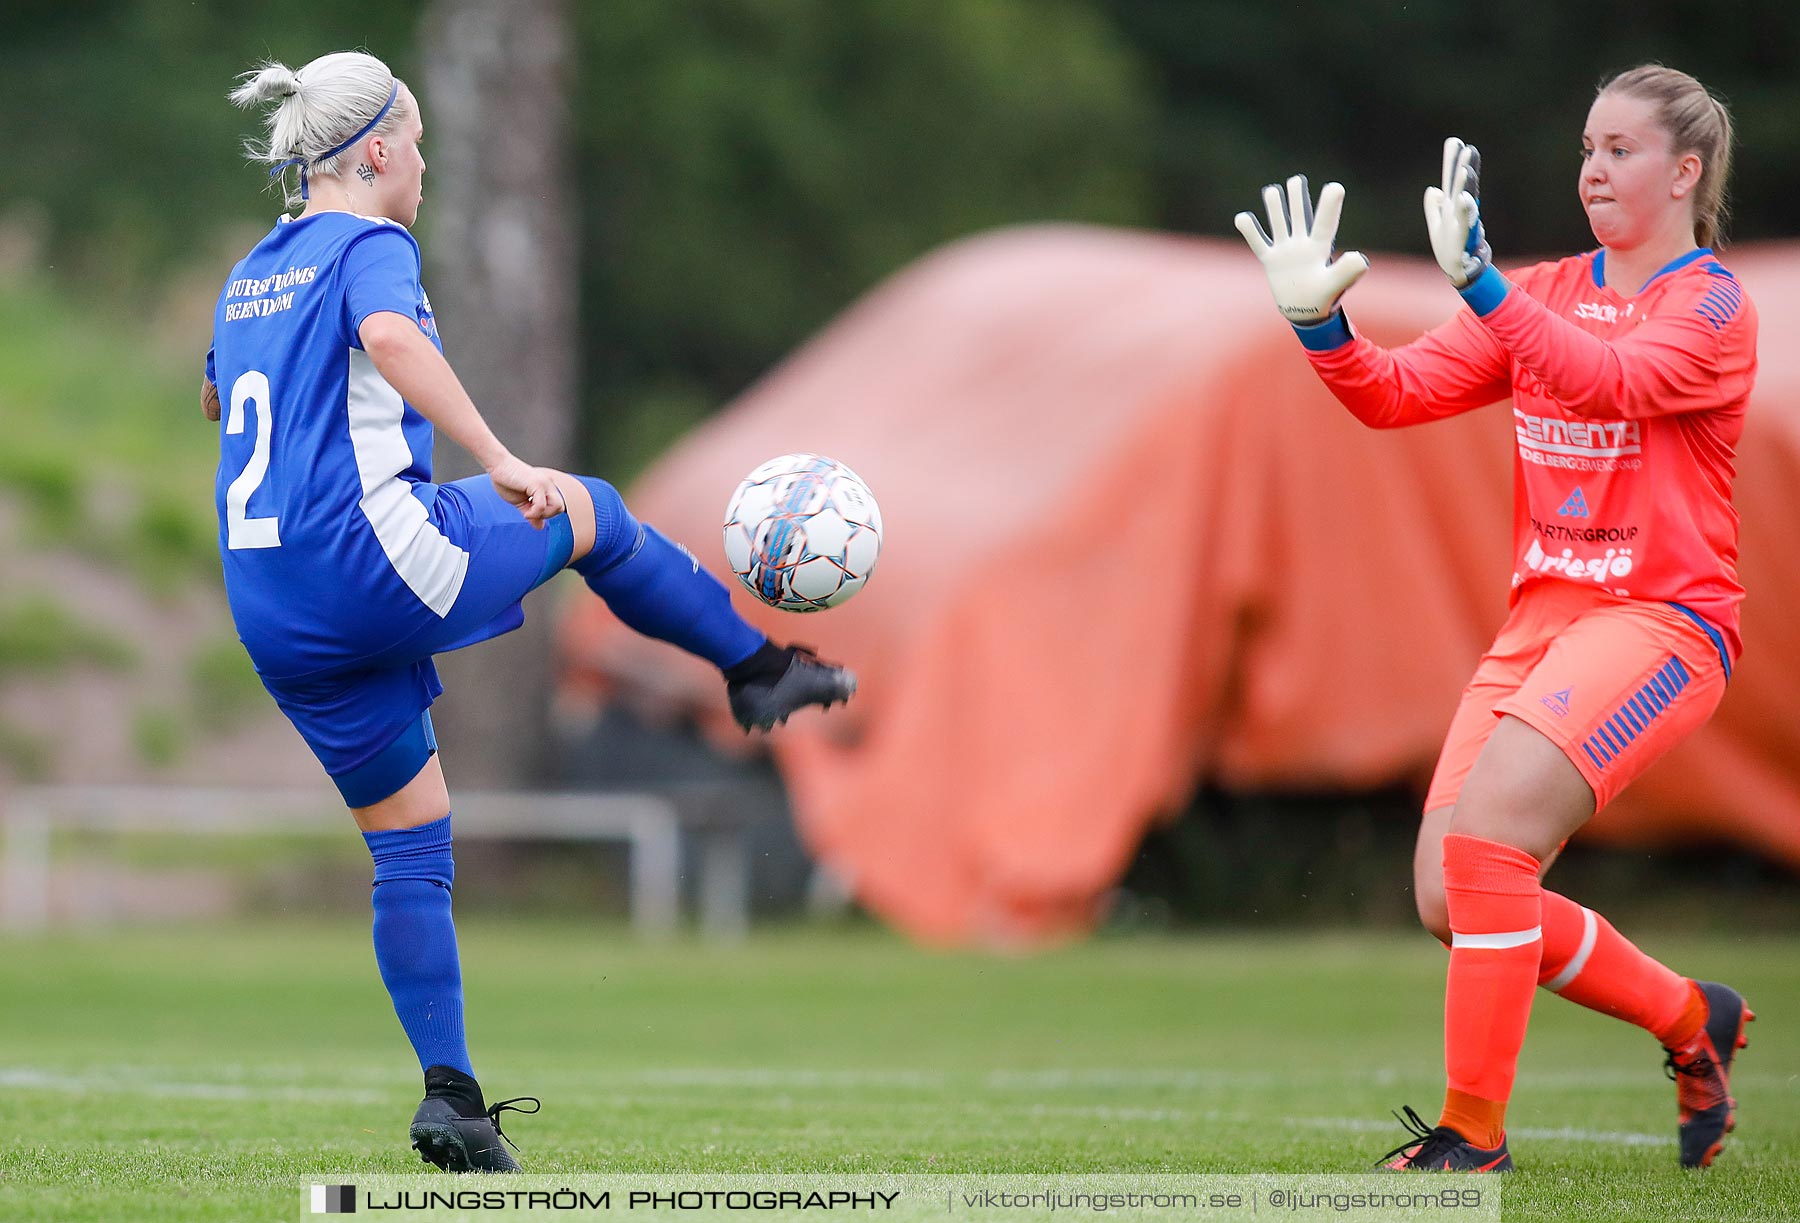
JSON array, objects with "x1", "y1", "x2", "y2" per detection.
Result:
[{"x1": 209, "y1": 212, "x2": 463, "y2": 678}]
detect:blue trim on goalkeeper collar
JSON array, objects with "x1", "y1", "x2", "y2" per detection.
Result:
[
  {"x1": 1459, "y1": 265, "x2": 1511, "y2": 317},
  {"x1": 1591, "y1": 247, "x2": 1714, "y2": 295},
  {"x1": 1292, "y1": 311, "x2": 1354, "y2": 352},
  {"x1": 1630, "y1": 247, "x2": 1712, "y2": 293}
]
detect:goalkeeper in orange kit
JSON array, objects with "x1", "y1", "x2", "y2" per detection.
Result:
[{"x1": 1236, "y1": 65, "x2": 1755, "y2": 1172}]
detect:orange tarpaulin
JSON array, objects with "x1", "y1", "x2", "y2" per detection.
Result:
[{"x1": 558, "y1": 226, "x2": 1800, "y2": 947}]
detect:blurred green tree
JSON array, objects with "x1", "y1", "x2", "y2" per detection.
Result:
[
  {"x1": 566, "y1": 0, "x2": 1155, "y2": 473},
  {"x1": 0, "y1": 0, "x2": 1153, "y2": 478},
  {"x1": 5, "y1": 0, "x2": 1796, "y2": 480},
  {"x1": 1097, "y1": 0, "x2": 1800, "y2": 262},
  {"x1": 0, "y1": 0, "x2": 425, "y2": 276}
]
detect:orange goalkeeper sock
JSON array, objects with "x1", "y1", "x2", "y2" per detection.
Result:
[
  {"x1": 1440, "y1": 833, "x2": 1543, "y2": 1150},
  {"x1": 1537, "y1": 889, "x2": 1706, "y2": 1046}
]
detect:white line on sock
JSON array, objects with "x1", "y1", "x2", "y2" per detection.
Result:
[
  {"x1": 1452, "y1": 926, "x2": 1543, "y2": 950},
  {"x1": 1543, "y1": 906, "x2": 1599, "y2": 992}
]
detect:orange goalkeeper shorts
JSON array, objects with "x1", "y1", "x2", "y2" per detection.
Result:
[{"x1": 1424, "y1": 580, "x2": 1730, "y2": 815}]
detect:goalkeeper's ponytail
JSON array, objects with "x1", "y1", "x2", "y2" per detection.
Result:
[{"x1": 1599, "y1": 65, "x2": 1734, "y2": 250}]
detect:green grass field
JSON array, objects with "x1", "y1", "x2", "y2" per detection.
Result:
[{"x1": 2, "y1": 921, "x2": 1795, "y2": 1222}]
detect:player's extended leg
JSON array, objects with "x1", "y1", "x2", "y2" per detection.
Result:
[
  {"x1": 353, "y1": 753, "x2": 534, "y2": 1173},
  {"x1": 1384, "y1": 716, "x2": 1589, "y2": 1172},
  {"x1": 551, "y1": 473, "x2": 855, "y2": 729},
  {"x1": 257, "y1": 658, "x2": 537, "y2": 1170},
  {"x1": 1401, "y1": 596, "x2": 1750, "y2": 1169},
  {"x1": 1400, "y1": 717, "x2": 1753, "y2": 1173},
  {"x1": 1415, "y1": 812, "x2": 1708, "y2": 1079},
  {"x1": 1448, "y1": 717, "x2": 1590, "y2": 1147}
]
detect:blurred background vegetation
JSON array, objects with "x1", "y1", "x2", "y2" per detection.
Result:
[{"x1": 5, "y1": 0, "x2": 1798, "y2": 480}]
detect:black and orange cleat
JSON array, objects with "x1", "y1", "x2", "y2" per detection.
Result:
[
  {"x1": 725, "y1": 643, "x2": 856, "y2": 732},
  {"x1": 1664, "y1": 980, "x2": 1755, "y2": 1169},
  {"x1": 1376, "y1": 1105, "x2": 1513, "y2": 1173},
  {"x1": 409, "y1": 1065, "x2": 539, "y2": 1173}
]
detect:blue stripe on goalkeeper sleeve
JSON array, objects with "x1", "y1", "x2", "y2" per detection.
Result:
[
  {"x1": 363, "y1": 815, "x2": 472, "y2": 1076},
  {"x1": 1292, "y1": 311, "x2": 1354, "y2": 352},
  {"x1": 569, "y1": 475, "x2": 765, "y2": 670},
  {"x1": 1459, "y1": 265, "x2": 1511, "y2": 317}
]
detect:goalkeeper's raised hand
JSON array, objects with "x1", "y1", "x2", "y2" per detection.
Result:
[
  {"x1": 1235, "y1": 175, "x2": 1370, "y2": 330},
  {"x1": 1424, "y1": 137, "x2": 1493, "y2": 289}
]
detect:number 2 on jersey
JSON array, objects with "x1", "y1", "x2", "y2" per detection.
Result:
[{"x1": 226, "y1": 370, "x2": 282, "y2": 550}]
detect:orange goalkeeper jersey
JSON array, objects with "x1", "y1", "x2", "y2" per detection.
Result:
[{"x1": 1305, "y1": 249, "x2": 1757, "y2": 663}]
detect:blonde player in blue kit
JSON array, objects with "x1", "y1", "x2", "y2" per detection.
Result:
[{"x1": 206, "y1": 50, "x2": 855, "y2": 1173}]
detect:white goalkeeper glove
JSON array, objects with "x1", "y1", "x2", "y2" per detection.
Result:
[
  {"x1": 1423, "y1": 137, "x2": 1493, "y2": 289},
  {"x1": 1235, "y1": 175, "x2": 1370, "y2": 326}
]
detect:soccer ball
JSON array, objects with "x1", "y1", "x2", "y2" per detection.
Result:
[{"x1": 722, "y1": 453, "x2": 882, "y2": 612}]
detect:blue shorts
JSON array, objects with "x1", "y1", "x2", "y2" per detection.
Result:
[{"x1": 259, "y1": 475, "x2": 574, "y2": 806}]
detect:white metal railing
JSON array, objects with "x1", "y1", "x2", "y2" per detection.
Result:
[{"x1": 0, "y1": 785, "x2": 752, "y2": 941}]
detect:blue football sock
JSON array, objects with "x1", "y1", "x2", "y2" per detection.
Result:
[
  {"x1": 570, "y1": 475, "x2": 764, "y2": 669},
  {"x1": 363, "y1": 814, "x2": 473, "y2": 1077}
]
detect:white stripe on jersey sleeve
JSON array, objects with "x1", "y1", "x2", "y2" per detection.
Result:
[{"x1": 346, "y1": 348, "x2": 469, "y2": 617}]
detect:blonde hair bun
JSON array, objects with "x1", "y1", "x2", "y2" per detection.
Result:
[{"x1": 230, "y1": 62, "x2": 301, "y2": 107}]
